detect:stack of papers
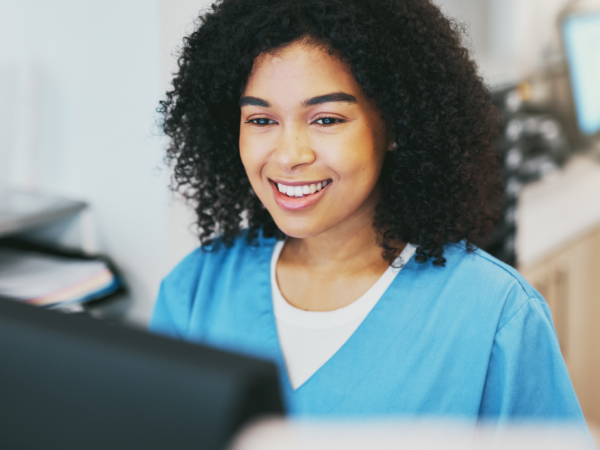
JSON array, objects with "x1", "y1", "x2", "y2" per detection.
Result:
[{"x1": 0, "y1": 248, "x2": 120, "y2": 308}]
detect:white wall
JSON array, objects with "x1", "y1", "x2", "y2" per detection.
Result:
[
  {"x1": 438, "y1": 0, "x2": 583, "y2": 86},
  {"x1": 488, "y1": 0, "x2": 573, "y2": 72},
  {"x1": 0, "y1": 0, "x2": 182, "y2": 326},
  {"x1": 159, "y1": 0, "x2": 213, "y2": 272},
  {"x1": 435, "y1": 0, "x2": 490, "y2": 57}
]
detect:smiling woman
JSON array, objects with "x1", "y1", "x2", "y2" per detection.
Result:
[
  {"x1": 150, "y1": 0, "x2": 589, "y2": 430},
  {"x1": 239, "y1": 41, "x2": 388, "y2": 238}
]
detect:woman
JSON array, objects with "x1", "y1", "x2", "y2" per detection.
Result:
[{"x1": 151, "y1": 0, "x2": 585, "y2": 424}]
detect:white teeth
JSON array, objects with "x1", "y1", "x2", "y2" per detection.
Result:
[{"x1": 276, "y1": 181, "x2": 330, "y2": 197}]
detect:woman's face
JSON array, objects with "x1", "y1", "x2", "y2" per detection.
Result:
[{"x1": 239, "y1": 40, "x2": 391, "y2": 239}]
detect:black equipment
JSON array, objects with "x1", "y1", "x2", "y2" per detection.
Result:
[{"x1": 0, "y1": 298, "x2": 283, "y2": 450}]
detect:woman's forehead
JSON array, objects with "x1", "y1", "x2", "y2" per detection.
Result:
[{"x1": 243, "y1": 41, "x2": 361, "y2": 102}]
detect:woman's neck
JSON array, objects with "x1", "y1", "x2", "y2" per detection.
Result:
[
  {"x1": 284, "y1": 222, "x2": 384, "y2": 273},
  {"x1": 276, "y1": 200, "x2": 405, "y2": 311}
]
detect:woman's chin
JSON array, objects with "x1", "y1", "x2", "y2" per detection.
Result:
[
  {"x1": 275, "y1": 226, "x2": 321, "y2": 240},
  {"x1": 271, "y1": 218, "x2": 331, "y2": 240}
]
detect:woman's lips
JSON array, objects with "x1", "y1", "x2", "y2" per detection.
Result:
[{"x1": 270, "y1": 179, "x2": 332, "y2": 211}]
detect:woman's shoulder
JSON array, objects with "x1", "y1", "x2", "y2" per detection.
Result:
[
  {"x1": 442, "y1": 242, "x2": 539, "y2": 295},
  {"x1": 149, "y1": 229, "x2": 277, "y2": 338},
  {"x1": 160, "y1": 229, "x2": 279, "y2": 300},
  {"x1": 166, "y1": 229, "x2": 277, "y2": 277},
  {"x1": 434, "y1": 242, "x2": 552, "y2": 329}
]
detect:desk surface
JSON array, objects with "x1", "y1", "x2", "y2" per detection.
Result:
[
  {"x1": 517, "y1": 153, "x2": 600, "y2": 268},
  {"x1": 0, "y1": 191, "x2": 87, "y2": 239}
]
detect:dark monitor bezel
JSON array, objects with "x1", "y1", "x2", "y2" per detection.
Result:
[{"x1": 0, "y1": 298, "x2": 283, "y2": 450}]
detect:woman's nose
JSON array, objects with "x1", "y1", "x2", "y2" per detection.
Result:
[{"x1": 272, "y1": 128, "x2": 316, "y2": 171}]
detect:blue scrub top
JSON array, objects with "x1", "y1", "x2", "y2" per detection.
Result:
[{"x1": 149, "y1": 231, "x2": 586, "y2": 425}]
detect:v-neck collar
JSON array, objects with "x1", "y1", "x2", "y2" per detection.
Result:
[{"x1": 256, "y1": 235, "x2": 422, "y2": 417}]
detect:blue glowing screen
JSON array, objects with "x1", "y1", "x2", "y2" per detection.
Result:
[{"x1": 563, "y1": 11, "x2": 600, "y2": 136}]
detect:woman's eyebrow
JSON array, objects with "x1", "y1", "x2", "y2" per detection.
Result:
[
  {"x1": 302, "y1": 92, "x2": 357, "y2": 106},
  {"x1": 239, "y1": 92, "x2": 358, "y2": 108},
  {"x1": 239, "y1": 96, "x2": 270, "y2": 107}
]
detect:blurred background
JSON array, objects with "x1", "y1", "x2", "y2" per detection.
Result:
[{"x1": 0, "y1": 0, "x2": 599, "y2": 432}]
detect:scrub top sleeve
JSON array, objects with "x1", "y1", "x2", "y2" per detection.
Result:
[
  {"x1": 478, "y1": 297, "x2": 586, "y2": 424},
  {"x1": 149, "y1": 248, "x2": 205, "y2": 340}
]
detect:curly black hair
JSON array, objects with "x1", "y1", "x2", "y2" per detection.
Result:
[{"x1": 159, "y1": 0, "x2": 503, "y2": 266}]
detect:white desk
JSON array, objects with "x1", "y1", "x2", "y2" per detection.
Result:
[{"x1": 517, "y1": 154, "x2": 600, "y2": 268}]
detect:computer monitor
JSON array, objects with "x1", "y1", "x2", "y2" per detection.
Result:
[
  {"x1": 562, "y1": 10, "x2": 600, "y2": 138},
  {"x1": 0, "y1": 298, "x2": 283, "y2": 450}
]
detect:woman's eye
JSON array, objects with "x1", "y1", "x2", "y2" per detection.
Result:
[
  {"x1": 246, "y1": 118, "x2": 276, "y2": 126},
  {"x1": 314, "y1": 117, "x2": 345, "y2": 126}
]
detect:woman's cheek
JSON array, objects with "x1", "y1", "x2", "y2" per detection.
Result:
[
  {"x1": 239, "y1": 143, "x2": 260, "y2": 185},
  {"x1": 241, "y1": 151, "x2": 272, "y2": 212}
]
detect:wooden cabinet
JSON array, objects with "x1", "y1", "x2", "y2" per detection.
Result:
[{"x1": 519, "y1": 225, "x2": 600, "y2": 423}]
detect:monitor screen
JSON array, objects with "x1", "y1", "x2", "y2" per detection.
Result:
[{"x1": 562, "y1": 11, "x2": 600, "y2": 136}]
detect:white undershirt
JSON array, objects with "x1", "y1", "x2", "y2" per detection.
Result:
[{"x1": 271, "y1": 240, "x2": 416, "y2": 390}]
